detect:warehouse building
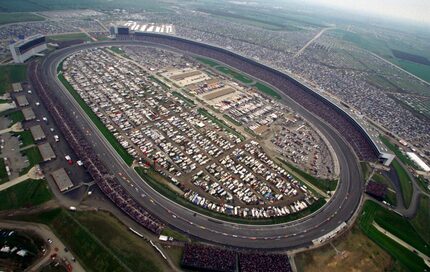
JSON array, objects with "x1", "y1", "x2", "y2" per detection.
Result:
[
  {"x1": 30, "y1": 125, "x2": 45, "y2": 141},
  {"x1": 51, "y1": 168, "x2": 73, "y2": 192}
]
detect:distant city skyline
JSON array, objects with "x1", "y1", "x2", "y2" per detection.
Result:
[{"x1": 304, "y1": 0, "x2": 430, "y2": 25}]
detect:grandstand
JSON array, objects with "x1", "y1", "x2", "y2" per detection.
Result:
[{"x1": 9, "y1": 34, "x2": 47, "y2": 63}]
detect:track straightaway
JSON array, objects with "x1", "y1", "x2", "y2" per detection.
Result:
[{"x1": 35, "y1": 40, "x2": 364, "y2": 249}]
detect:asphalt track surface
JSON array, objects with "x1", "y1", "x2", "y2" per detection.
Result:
[{"x1": 36, "y1": 40, "x2": 364, "y2": 249}]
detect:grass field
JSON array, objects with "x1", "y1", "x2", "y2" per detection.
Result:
[
  {"x1": 337, "y1": 29, "x2": 430, "y2": 84},
  {"x1": 12, "y1": 209, "x2": 168, "y2": 271},
  {"x1": 197, "y1": 108, "x2": 245, "y2": 141},
  {"x1": 109, "y1": 46, "x2": 129, "y2": 58},
  {"x1": 135, "y1": 166, "x2": 326, "y2": 225},
  {"x1": 0, "y1": 12, "x2": 44, "y2": 25},
  {"x1": 295, "y1": 226, "x2": 401, "y2": 272},
  {"x1": 13, "y1": 130, "x2": 35, "y2": 148},
  {"x1": 58, "y1": 63, "x2": 134, "y2": 165},
  {"x1": 0, "y1": 158, "x2": 9, "y2": 184},
  {"x1": 0, "y1": 0, "x2": 167, "y2": 12},
  {"x1": 359, "y1": 201, "x2": 428, "y2": 271},
  {"x1": 48, "y1": 32, "x2": 90, "y2": 42},
  {"x1": 195, "y1": 56, "x2": 219, "y2": 67},
  {"x1": 172, "y1": 91, "x2": 195, "y2": 106},
  {"x1": 411, "y1": 194, "x2": 430, "y2": 244},
  {"x1": 161, "y1": 227, "x2": 188, "y2": 242},
  {"x1": 371, "y1": 173, "x2": 397, "y2": 206},
  {"x1": 4, "y1": 110, "x2": 24, "y2": 127},
  {"x1": 20, "y1": 145, "x2": 42, "y2": 175},
  {"x1": 216, "y1": 66, "x2": 253, "y2": 84},
  {"x1": 391, "y1": 160, "x2": 413, "y2": 208},
  {"x1": 279, "y1": 159, "x2": 338, "y2": 192},
  {"x1": 223, "y1": 114, "x2": 242, "y2": 126},
  {"x1": 252, "y1": 82, "x2": 281, "y2": 99},
  {"x1": 0, "y1": 179, "x2": 52, "y2": 210},
  {"x1": 0, "y1": 65, "x2": 27, "y2": 95}
]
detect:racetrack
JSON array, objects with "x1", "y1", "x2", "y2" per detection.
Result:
[{"x1": 33, "y1": 39, "x2": 364, "y2": 249}]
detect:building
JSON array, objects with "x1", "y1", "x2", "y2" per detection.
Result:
[
  {"x1": 51, "y1": 168, "x2": 73, "y2": 192},
  {"x1": 38, "y1": 142, "x2": 56, "y2": 162},
  {"x1": 12, "y1": 83, "x2": 23, "y2": 93},
  {"x1": 15, "y1": 95, "x2": 29, "y2": 107},
  {"x1": 30, "y1": 125, "x2": 45, "y2": 141},
  {"x1": 22, "y1": 107, "x2": 36, "y2": 121},
  {"x1": 9, "y1": 34, "x2": 47, "y2": 63}
]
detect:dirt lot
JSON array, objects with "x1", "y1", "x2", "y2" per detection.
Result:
[{"x1": 295, "y1": 226, "x2": 406, "y2": 272}]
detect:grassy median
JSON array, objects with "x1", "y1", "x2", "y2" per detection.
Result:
[
  {"x1": 391, "y1": 160, "x2": 413, "y2": 208},
  {"x1": 197, "y1": 108, "x2": 245, "y2": 141},
  {"x1": 279, "y1": 159, "x2": 338, "y2": 192}
]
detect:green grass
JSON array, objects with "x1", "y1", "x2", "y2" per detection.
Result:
[
  {"x1": 197, "y1": 108, "x2": 245, "y2": 141},
  {"x1": 0, "y1": 179, "x2": 52, "y2": 210},
  {"x1": 195, "y1": 56, "x2": 219, "y2": 67},
  {"x1": 0, "y1": 0, "x2": 168, "y2": 12},
  {"x1": 172, "y1": 91, "x2": 195, "y2": 106},
  {"x1": 161, "y1": 228, "x2": 188, "y2": 242},
  {"x1": 5, "y1": 110, "x2": 24, "y2": 127},
  {"x1": 360, "y1": 162, "x2": 372, "y2": 181},
  {"x1": 19, "y1": 145, "x2": 42, "y2": 175},
  {"x1": 371, "y1": 173, "x2": 397, "y2": 206},
  {"x1": 109, "y1": 46, "x2": 129, "y2": 58},
  {"x1": 359, "y1": 201, "x2": 429, "y2": 271},
  {"x1": 379, "y1": 136, "x2": 416, "y2": 168},
  {"x1": 0, "y1": 64, "x2": 27, "y2": 95},
  {"x1": 279, "y1": 159, "x2": 338, "y2": 192},
  {"x1": 47, "y1": 32, "x2": 91, "y2": 42},
  {"x1": 411, "y1": 194, "x2": 430, "y2": 245},
  {"x1": 416, "y1": 176, "x2": 430, "y2": 194},
  {"x1": 135, "y1": 167, "x2": 326, "y2": 225},
  {"x1": 391, "y1": 160, "x2": 413, "y2": 208},
  {"x1": 216, "y1": 66, "x2": 253, "y2": 84},
  {"x1": 252, "y1": 82, "x2": 281, "y2": 99},
  {"x1": 0, "y1": 157, "x2": 9, "y2": 184},
  {"x1": 396, "y1": 59, "x2": 430, "y2": 83},
  {"x1": 12, "y1": 209, "x2": 165, "y2": 272},
  {"x1": 0, "y1": 12, "x2": 44, "y2": 25},
  {"x1": 149, "y1": 75, "x2": 170, "y2": 89},
  {"x1": 58, "y1": 62, "x2": 133, "y2": 165},
  {"x1": 223, "y1": 114, "x2": 242, "y2": 126},
  {"x1": 13, "y1": 130, "x2": 35, "y2": 147}
]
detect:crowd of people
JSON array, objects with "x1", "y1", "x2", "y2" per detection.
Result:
[
  {"x1": 181, "y1": 243, "x2": 292, "y2": 272},
  {"x1": 29, "y1": 61, "x2": 164, "y2": 235},
  {"x1": 127, "y1": 33, "x2": 378, "y2": 161},
  {"x1": 239, "y1": 252, "x2": 292, "y2": 272}
]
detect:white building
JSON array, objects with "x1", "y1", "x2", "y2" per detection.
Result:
[{"x1": 9, "y1": 34, "x2": 47, "y2": 63}]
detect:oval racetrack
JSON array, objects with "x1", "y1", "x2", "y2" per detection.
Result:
[{"x1": 35, "y1": 39, "x2": 364, "y2": 249}]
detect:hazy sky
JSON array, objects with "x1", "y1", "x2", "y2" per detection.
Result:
[{"x1": 305, "y1": 0, "x2": 430, "y2": 24}]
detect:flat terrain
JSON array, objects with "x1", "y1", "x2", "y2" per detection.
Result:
[
  {"x1": 295, "y1": 226, "x2": 402, "y2": 272},
  {"x1": 48, "y1": 32, "x2": 91, "y2": 42},
  {"x1": 0, "y1": 12, "x2": 44, "y2": 25},
  {"x1": 12, "y1": 209, "x2": 170, "y2": 272},
  {"x1": 359, "y1": 201, "x2": 428, "y2": 271},
  {"x1": 0, "y1": 179, "x2": 52, "y2": 210},
  {"x1": 0, "y1": 65, "x2": 27, "y2": 95}
]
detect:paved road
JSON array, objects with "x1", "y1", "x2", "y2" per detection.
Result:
[{"x1": 34, "y1": 39, "x2": 364, "y2": 249}]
